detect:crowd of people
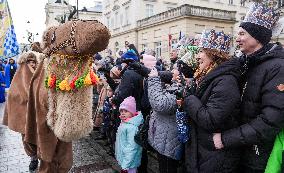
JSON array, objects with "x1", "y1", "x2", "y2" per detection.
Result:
[
  {"x1": 91, "y1": 1, "x2": 284, "y2": 173},
  {"x1": 1, "y1": 1, "x2": 284, "y2": 173},
  {"x1": 0, "y1": 57, "x2": 18, "y2": 103}
]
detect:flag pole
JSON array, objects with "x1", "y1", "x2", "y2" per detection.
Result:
[{"x1": 76, "y1": 0, "x2": 79, "y2": 18}]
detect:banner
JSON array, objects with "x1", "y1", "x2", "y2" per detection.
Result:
[{"x1": 0, "y1": 0, "x2": 19, "y2": 59}]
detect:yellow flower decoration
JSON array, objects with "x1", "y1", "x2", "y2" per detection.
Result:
[
  {"x1": 47, "y1": 76, "x2": 52, "y2": 87},
  {"x1": 84, "y1": 73, "x2": 92, "y2": 86},
  {"x1": 59, "y1": 78, "x2": 71, "y2": 91}
]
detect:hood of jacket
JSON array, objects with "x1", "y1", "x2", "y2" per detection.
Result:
[
  {"x1": 196, "y1": 58, "x2": 242, "y2": 97},
  {"x1": 124, "y1": 112, "x2": 144, "y2": 127},
  {"x1": 246, "y1": 43, "x2": 284, "y2": 68}
]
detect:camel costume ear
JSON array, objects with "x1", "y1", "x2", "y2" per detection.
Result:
[
  {"x1": 34, "y1": 20, "x2": 111, "y2": 142},
  {"x1": 41, "y1": 26, "x2": 57, "y2": 55},
  {"x1": 17, "y1": 51, "x2": 45, "y2": 64},
  {"x1": 31, "y1": 42, "x2": 43, "y2": 53}
]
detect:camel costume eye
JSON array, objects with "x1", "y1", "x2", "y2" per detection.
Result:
[{"x1": 51, "y1": 31, "x2": 56, "y2": 43}]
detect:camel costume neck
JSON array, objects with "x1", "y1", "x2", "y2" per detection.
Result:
[{"x1": 45, "y1": 54, "x2": 95, "y2": 142}]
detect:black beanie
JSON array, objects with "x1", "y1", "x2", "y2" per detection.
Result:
[{"x1": 240, "y1": 22, "x2": 272, "y2": 45}]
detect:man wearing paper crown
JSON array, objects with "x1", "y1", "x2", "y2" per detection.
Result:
[
  {"x1": 183, "y1": 29, "x2": 242, "y2": 172},
  {"x1": 23, "y1": 20, "x2": 110, "y2": 172},
  {"x1": 210, "y1": 0, "x2": 284, "y2": 172}
]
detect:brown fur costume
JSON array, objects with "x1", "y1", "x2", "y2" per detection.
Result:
[
  {"x1": 2, "y1": 51, "x2": 43, "y2": 158},
  {"x1": 24, "y1": 20, "x2": 110, "y2": 172},
  {"x1": 2, "y1": 51, "x2": 43, "y2": 134}
]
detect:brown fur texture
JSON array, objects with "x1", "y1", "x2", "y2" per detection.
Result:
[
  {"x1": 47, "y1": 87, "x2": 93, "y2": 142},
  {"x1": 2, "y1": 51, "x2": 44, "y2": 134},
  {"x1": 42, "y1": 20, "x2": 110, "y2": 56},
  {"x1": 93, "y1": 84, "x2": 107, "y2": 128},
  {"x1": 25, "y1": 58, "x2": 57, "y2": 162},
  {"x1": 46, "y1": 55, "x2": 93, "y2": 142},
  {"x1": 31, "y1": 42, "x2": 43, "y2": 53}
]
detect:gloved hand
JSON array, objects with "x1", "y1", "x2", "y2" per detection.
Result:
[
  {"x1": 122, "y1": 58, "x2": 135, "y2": 64},
  {"x1": 184, "y1": 78, "x2": 197, "y2": 97},
  {"x1": 128, "y1": 61, "x2": 151, "y2": 77},
  {"x1": 128, "y1": 61, "x2": 141, "y2": 69},
  {"x1": 120, "y1": 169, "x2": 128, "y2": 173}
]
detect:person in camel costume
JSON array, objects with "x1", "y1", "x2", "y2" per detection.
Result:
[
  {"x1": 23, "y1": 20, "x2": 110, "y2": 172},
  {"x1": 2, "y1": 48, "x2": 43, "y2": 171}
]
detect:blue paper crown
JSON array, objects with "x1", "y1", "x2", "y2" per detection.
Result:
[
  {"x1": 199, "y1": 29, "x2": 231, "y2": 53},
  {"x1": 243, "y1": 1, "x2": 280, "y2": 30}
]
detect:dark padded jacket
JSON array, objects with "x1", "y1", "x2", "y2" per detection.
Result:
[
  {"x1": 184, "y1": 58, "x2": 242, "y2": 173},
  {"x1": 221, "y1": 43, "x2": 284, "y2": 171},
  {"x1": 112, "y1": 67, "x2": 144, "y2": 111}
]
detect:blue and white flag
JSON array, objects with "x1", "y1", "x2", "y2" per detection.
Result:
[{"x1": 0, "y1": 0, "x2": 19, "y2": 59}]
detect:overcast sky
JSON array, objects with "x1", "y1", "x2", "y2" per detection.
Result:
[{"x1": 7, "y1": 0, "x2": 99, "y2": 44}]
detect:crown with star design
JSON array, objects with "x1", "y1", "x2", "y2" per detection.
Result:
[{"x1": 199, "y1": 29, "x2": 231, "y2": 53}]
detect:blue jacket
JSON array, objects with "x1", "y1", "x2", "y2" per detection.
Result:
[
  {"x1": 115, "y1": 112, "x2": 143, "y2": 170},
  {"x1": 5, "y1": 63, "x2": 17, "y2": 88}
]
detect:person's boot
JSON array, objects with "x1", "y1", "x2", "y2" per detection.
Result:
[{"x1": 29, "y1": 156, "x2": 38, "y2": 171}]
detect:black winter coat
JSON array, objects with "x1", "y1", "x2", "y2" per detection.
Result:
[
  {"x1": 184, "y1": 58, "x2": 242, "y2": 173},
  {"x1": 221, "y1": 43, "x2": 284, "y2": 171},
  {"x1": 112, "y1": 68, "x2": 144, "y2": 111}
]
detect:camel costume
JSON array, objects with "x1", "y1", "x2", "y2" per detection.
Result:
[
  {"x1": 2, "y1": 51, "x2": 42, "y2": 157},
  {"x1": 24, "y1": 20, "x2": 110, "y2": 172}
]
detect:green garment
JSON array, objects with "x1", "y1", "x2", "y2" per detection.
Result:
[{"x1": 265, "y1": 129, "x2": 284, "y2": 173}]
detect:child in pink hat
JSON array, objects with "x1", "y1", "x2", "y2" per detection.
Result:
[{"x1": 115, "y1": 96, "x2": 144, "y2": 173}]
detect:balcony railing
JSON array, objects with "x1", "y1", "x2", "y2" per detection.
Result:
[{"x1": 137, "y1": 4, "x2": 236, "y2": 27}]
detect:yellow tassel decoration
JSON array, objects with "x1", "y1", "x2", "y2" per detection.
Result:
[
  {"x1": 59, "y1": 78, "x2": 71, "y2": 91},
  {"x1": 84, "y1": 73, "x2": 92, "y2": 85}
]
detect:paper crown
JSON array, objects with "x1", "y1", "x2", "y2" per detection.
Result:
[
  {"x1": 199, "y1": 29, "x2": 231, "y2": 53},
  {"x1": 243, "y1": 1, "x2": 280, "y2": 30}
]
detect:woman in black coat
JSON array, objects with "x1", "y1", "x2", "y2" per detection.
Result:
[{"x1": 184, "y1": 30, "x2": 242, "y2": 173}]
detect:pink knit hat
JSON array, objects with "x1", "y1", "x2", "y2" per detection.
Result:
[
  {"x1": 119, "y1": 96, "x2": 137, "y2": 115},
  {"x1": 142, "y1": 54, "x2": 156, "y2": 69}
]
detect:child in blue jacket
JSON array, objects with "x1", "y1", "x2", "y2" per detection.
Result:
[{"x1": 115, "y1": 96, "x2": 143, "y2": 173}]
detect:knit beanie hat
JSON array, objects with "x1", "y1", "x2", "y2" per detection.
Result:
[
  {"x1": 240, "y1": 22, "x2": 272, "y2": 46},
  {"x1": 239, "y1": 1, "x2": 281, "y2": 46},
  {"x1": 94, "y1": 53, "x2": 103, "y2": 61},
  {"x1": 119, "y1": 96, "x2": 136, "y2": 115},
  {"x1": 142, "y1": 54, "x2": 157, "y2": 69},
  {"x1": 121, "y1": 51, "x2": 138, "y2": 62}
]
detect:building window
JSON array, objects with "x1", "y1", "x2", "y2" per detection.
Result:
[
  {"x1": 146, "y1": 4, "x2": 154, "y2": 18},
  {"x1": 115, "y1": 12, "x2": 119, "y2": 28},
  {"x1": 120, "y1": 13, "x2": 123, "y2": 26},
  {"x1": 229, "y1": 0, "x2": 233, "y2": 5},
  {"x1": 115, "y1": 42, "x2": 119, "y2": 53},
  {"x1": 107, "y1": 17, "x2": 110, "y2": 28},
  {"x1": 240, "y1": 0, "x2": 245, "y2": 6},
  {"x1": 278, "y1": 0, "x2": 284, "y2": 8},
  {"x1": 142, "y1": 44, "x2": 148, "y2": 51},
  {"x1": 125, "y1": 6, "x2": 130, "y2": 25},
  {"x1": 111, "y1": 17, "x2": 114, "y2": 28},
  {"x1": 105, "y1": 0, "x2": 110, "y2": 6},
  {"x1": 171, "y1": 39, "x2": 178, "y2": 49},
  {"x1": 154, "y1": 41, "x2": 162, "y2": 57}
]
